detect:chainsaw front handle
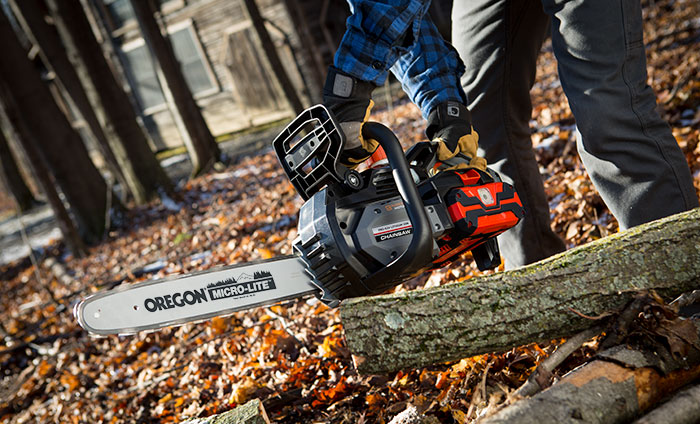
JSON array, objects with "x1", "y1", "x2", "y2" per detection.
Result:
[
  {"x1": 361, "y1": 122, "x2": 434, "y2": 285},
  {"x1": 272, "y1": 104, "x2": 347, "y2": 201}
]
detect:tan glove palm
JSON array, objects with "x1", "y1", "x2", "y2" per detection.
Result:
[
  {"x1": 433, "y1": 128, "x2": 487, "y2": 171},
  {"x1": 336, "y1": 100, "x2": 380, "y2": 167},
  {"x1": 426, "y1": 102, "x2": 488, "y2": 173}
]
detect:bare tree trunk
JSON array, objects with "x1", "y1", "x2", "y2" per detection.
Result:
[
  {"x1": 340, "y1": 208, "x2": 700, "y2": 374},
  {"x1": 43, "y1": 0, "x2": 172, "y2": 204},
  {"x1": 0, "y1": 9, "x2": 108, "y2": 245},
  {"x1": 128, "y1": 0, "x2": 222, "y2": 177},
  {"x1": 282, "y1": 0, "x2": 325, "y2": 103},
  {"x1": 0, "y1": 128, "x2": 37, "y2": 212},
  {"x1": 242, "y1": 0, "x2": 305, "y2": 115},
  {"x1": 0, "y1": 84, "x2": 86, "y2": 256},
  {"x1": 8, "y1": 0, "x2": 130, "y2": 198}
]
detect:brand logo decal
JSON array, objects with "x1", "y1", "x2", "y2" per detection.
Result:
[
  {"x1": 447, "y1": 103, "x2": 460, "y2": 117},
  {"x1": 143, "y1": 270, "x2": 276, "y2": 312},
  {"x1": 144, "y1": 289, "x2": 208, "y2": 312},
  {"x1": 207, "y1": 271, "x2": 276, "y2": 301},
  {"x1": 477, "y1": 187, "x2": 495, "y2": 205},
  {"x1": 384, "y1": 201, "x2": 404, "y2": 212},
  {"x1": 372, "y1": 221, "x2": 413, "y2": 242}
]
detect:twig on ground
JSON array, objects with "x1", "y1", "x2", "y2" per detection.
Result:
[
  {"x1": 513, "y1": 325, "x2": 603, "y2": 398},
  {"x1": 663, "y1": 66, "x2": 693, "y2": 105},
  {"x1": 467, "y1": 359, "x2": 493, "y2": 421},
  {"x1": 265, "y1": 307, "x2": 310, "y2": 355},
  {"x1": 567, "y1": 307, "x2": 613, "y2": 321},
  {"x1": 671, "y1": 290, "x2": 700, "y2": 310},
  {"x1": 0, "y1": 330, "x2": 83, "y2": 356}
]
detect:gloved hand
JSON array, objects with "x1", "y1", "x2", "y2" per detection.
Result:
[
  {"x1": 425, "y1": 102, "x2": 488, "y2": 173},
  {"x1": 323, "y1": 66, "x2": 379, "y2": 168}
]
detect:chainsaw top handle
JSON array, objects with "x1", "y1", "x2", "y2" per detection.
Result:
[{"x1": 360, "y1": 122, "x2": 434, "y2": 284}]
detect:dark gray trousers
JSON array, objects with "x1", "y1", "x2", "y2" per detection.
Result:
[{"x1": 452, "y1": 0, "x2": 698, "y2": 269}]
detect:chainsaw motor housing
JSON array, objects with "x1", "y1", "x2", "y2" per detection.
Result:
[{"x1": 272, "y1": 105, "x2": 524, "y2": 306}]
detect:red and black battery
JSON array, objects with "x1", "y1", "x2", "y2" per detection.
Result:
[{"x1": 433, "y1": 169, "x2": 524, "y2": 266}]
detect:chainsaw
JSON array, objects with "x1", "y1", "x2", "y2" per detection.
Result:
[{"x1": 75, "y1": 105, "x2": 524, "y2": 336}]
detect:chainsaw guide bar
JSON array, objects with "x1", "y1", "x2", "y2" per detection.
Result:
[{"x1": 75, "y1": 256, "x2": 317, "y2": 335}]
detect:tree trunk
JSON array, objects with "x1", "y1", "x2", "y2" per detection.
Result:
[
  {"x1": 282, "y1": 0, "x2": 325, "y2": 103},
  {"x1": 242, "y1": 0, "x2": 305, "y2": 115},
  {"x1": 8, "y1": 0, "x2": 129, "y2": 198},
  {"x1": 340, "y1": 208, "x2": 700, "y2": 375},
  {"x1": 0, "y1": 9, "x2": 108, "y2": 245},
  {"x1": 481, "y1": 322, "x2": 700, "y2": 424},
  {"x1": 0, "y1": 128, "x2": 37, "y2": 212},
  {"x1": 0, "y1": 83, "x2": 86, "y2": 256},
  {"x1": 129, "y1": 0, "x2": 222, "y2": 177},
  {"x1": 43, "y1": 0, "x2": 171, "y2": 204}
]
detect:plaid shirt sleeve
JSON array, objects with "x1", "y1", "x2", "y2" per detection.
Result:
[{"x1": 334, "y1": 0, "x2": 466, "y2": 118}]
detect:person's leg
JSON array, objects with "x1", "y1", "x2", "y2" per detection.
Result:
[
  {"x1": 452, "y1": 0, "x2": 566, "y2": 269},
  {"x1": 543, "y1": 0, "x2": 698, "y2": 229}
]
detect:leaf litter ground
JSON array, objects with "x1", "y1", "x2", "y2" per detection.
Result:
[{"x1": 1, "y1": 1, "x2": 699, "y2": 422}]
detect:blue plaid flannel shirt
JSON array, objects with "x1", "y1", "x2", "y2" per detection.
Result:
[{"x1": 335, "y1": 0, "x2": 466, "y2": 118}]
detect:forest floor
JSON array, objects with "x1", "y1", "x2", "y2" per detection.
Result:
[{"x1": 1, "y1": 0, "x2": 699, "y2": 422}]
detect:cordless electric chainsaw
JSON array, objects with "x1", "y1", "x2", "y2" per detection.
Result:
[{"x1": 75, "y1": 105, "x2": 524, "y2": 336}]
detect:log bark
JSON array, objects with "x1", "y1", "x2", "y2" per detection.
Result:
[
  {"x1": 633, "y1": 382, "x2": 700, "y2": 424},
  {"x1": 340, "y1": 208, "x2": 700, "y2": 374},
  {"x1": 480, "y1": 322, "x2": 700, "y2": 424},
  {"x1": 180, "y1": 399, "x2": 270, "y2": 424}
]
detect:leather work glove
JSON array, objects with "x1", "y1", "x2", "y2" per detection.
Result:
[
  {"x1": 323, "y1": 66, "x2": 379, "y2": 168},
  {"x1": 425, "y1": 101, "x2": 488, "y2": 174}
]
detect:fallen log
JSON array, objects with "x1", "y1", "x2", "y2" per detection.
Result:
[
  {"x1": 180, "y1": 399, "x2": 269, "y2": 424},
  {"x1": 479, "y1": 321, "x2": 700, "y2": 424},
  {"x1": 340, "y1": 208, "x2": 700, "y2": 374},
  {"x1": 633, "y1": 381, "x2": 700, "y2": 424}
]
